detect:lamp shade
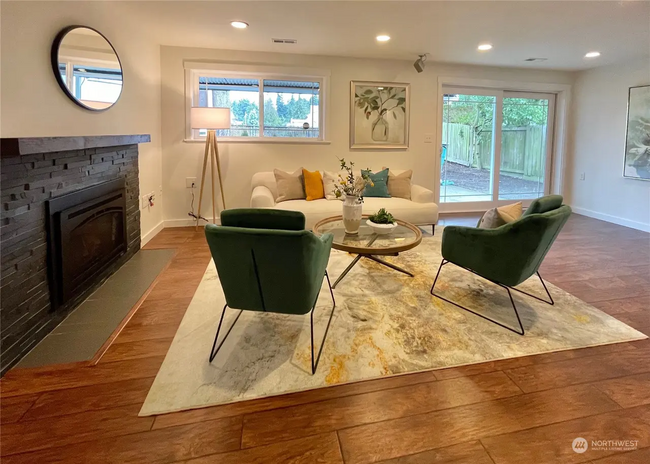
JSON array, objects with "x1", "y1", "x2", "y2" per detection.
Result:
[{"x1": 191, "y1": 107, "x2": 231, "y2": 130}]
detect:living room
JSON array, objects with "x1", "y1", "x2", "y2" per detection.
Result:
[{"x1": 1, "y1": 1, "x2": 649, "y2": 463}]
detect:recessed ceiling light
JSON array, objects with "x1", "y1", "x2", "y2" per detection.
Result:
[
  {"x1": 230, "y1": 21, "x2": 248, "y2": 29},
  {"x1": 478, "y1": 43, "x2": 493, "y2": 51},
  {"x1": 376, "y1": 35, "x2": 390, "y2": 42},
  {"x1": 585, "y1": 51, "x2": 601, "y2": 58}
]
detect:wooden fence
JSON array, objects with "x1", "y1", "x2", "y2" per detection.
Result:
[{"x1": 442, "y1": 123, "x2": 547, "y2": 178}]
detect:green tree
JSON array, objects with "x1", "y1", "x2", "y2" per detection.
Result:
[
  {"x1": 276, "y1": 94, "x2": 290, "y2": 124},
  {"x1": 231, "y1": 99, "x2": 259, "y2": 126},
  {"x1": 286, "y1": 95, "x2": 311, "y2": 120},
  {"x1": 263, "y1": 98, "x2": 283, "y2": 127}
]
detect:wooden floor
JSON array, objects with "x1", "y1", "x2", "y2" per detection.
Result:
[{"x1": 1, "y1": 214, "x2": 649, "y2": 463}]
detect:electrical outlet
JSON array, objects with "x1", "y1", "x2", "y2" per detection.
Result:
[
  {"x1": 580, "y1": 172, "x2": 586, "y2": 181},
  {"x1": 424, "y1": 134, "x2": 434, "y2": 143},
  {"x1": 141, "y1": 194, "x2": 149, "y2": 209},
  {"x1": 186, "y1": 177, "x2": 197, "y2": 188}
]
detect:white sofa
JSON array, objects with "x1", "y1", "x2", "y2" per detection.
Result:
[{"x1": 250, "y1": 170, "x2": 439, "y2": 230}]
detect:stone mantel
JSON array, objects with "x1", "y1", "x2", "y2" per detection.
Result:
[{"x1": 1, "y1": 134, "x2": 151, "y2": 157}]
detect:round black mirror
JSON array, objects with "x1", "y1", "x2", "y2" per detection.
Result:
[{"x1": 51, "y1": 26, "x2": 123, "y2": 111}]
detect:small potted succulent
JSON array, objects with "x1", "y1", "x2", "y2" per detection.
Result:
[{"x1": 367, "y1": 208, "x2": 398, "y2": 235}]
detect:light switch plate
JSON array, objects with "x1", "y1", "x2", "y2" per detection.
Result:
[{"x1": 424, "y1": 133, "x2": 434, "y2": 143}]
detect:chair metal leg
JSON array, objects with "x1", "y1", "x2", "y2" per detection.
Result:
[
  {"x1": 209, "y1": 304, "x2": 243, "y2": 362},
  {"x1": 310, "y1": 271, "x2": 336, "y2": 374},
  {"x1": 430, "y1": 258, "x2": 448, "y2": 294},
  {"x1": 509, "y1": 272, "x2": 554, "y2": 305},
  {"x1": 430, "y1": 260, "x2": 525, "y2": 336}
]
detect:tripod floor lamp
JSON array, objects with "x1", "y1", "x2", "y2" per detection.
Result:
[{"x1": 190, "y1": 107, "x2": 231, "y2": 229}]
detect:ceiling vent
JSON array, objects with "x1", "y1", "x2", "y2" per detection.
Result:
[
  {"x1": 524, "y1": 57, "x2": 548, "y2": 62},
  {"x1": 272, "y1": 38, "x2": 297, "y2": 44}
]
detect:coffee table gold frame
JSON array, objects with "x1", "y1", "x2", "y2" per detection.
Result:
[{"x1": 313, "y1": 215, "x2": 422, "y2": 289}]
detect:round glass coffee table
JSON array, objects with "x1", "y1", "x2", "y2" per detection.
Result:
[{"x1": 313, "y1": 215, "x2": 422, "y2": 289}]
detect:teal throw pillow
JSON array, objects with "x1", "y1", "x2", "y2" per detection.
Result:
[{"x1": 361, "y1": 168, "x2": 391, "y2": 198}]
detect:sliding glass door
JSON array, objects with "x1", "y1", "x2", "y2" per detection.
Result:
[{"x1": 440, "y1": 87, "x2": 555, "y2": 210}]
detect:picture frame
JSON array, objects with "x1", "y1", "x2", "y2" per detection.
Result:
[
  {"x1": 623, "y1": 84, "x2": 650, "y2": 181},
  {"x1": 350, "y1": 81, "x2": 410, "y2": 149}
]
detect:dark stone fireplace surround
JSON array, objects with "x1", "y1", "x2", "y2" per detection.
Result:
[{"x1": 1, "y1": 134, "x2": 150, "y2": 375}]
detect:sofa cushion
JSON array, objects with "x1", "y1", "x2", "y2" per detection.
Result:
[
  {"x1": 322, "y1": 170, "x2": 341, "y2": 200},
  {"x1": 303, "y1": 169, "x2": 325, "y2": 201},
  {"x1": 274, "y1": 168, "x2": 305, "y2": 202},
  {"x1": 383, "y1": 168, "x2": 412, "y2": 200},
  {"x1": 274, "y1": 196, "x2": 438, "y2": 230},
  {"x1": 361, "y1": 168, "x2": 390, "y2": 198}
]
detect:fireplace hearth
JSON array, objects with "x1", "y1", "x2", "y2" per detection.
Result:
[{"x1": 47, "y1": 179, "x2": 127, "y2": 309}]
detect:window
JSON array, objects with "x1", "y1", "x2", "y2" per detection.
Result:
[
  {"x1": 188, "y1": 69, "x2": 326, "y2": 141},
  {"x1": 58, "y1": 61, "x2": 123, "y2": 107}
]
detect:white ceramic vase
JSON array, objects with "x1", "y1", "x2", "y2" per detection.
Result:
[{"x1": 342, "y1": 195, "x2": 362, "y2": 234}]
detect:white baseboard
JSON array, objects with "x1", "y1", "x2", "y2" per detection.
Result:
[
  {"x1": 571, "y1": 206, "x2": 650, "y2": 233},
  {"x1": 141, "y1": 220, "x2": 164, "y2": 246},
  {"x1": 163, "y1": 217, "x2": 222, "y2": 228}
]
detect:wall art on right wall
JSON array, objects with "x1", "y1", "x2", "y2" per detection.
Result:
[{"x1": 624, "y1": 84, "x2": 650, "y2": 181}]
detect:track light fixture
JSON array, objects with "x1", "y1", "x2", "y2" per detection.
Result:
[{"x1": 414, "y1": 54, "x2": 428, "y2": 73}]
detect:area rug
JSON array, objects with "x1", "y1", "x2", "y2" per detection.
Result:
[{"x1": 140, "y1": 231, "x2": 647, "y2": 416}]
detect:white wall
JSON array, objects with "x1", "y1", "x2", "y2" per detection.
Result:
[
  {"x1": 0, "y1": 1, "x2": 164, "y2": 242},
  {"x1": 567, "y1": 58, "x2": 650, "y2": 232},
  {"x1": 161, "y1": 45, "x2": 573, "y2": 225}
]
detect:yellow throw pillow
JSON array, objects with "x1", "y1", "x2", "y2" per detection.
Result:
[
  {"x1": 496, "y1": 202, "x2": 523, "y2": 223},
  {"x1": 302, "y1": 169, "x2": 324, "y2": 201}
]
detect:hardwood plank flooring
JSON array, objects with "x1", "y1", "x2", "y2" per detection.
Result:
[
  {"x1": 186, "y1": 432, "x2": 344, "y2": 464},
  {"x1": 480, "y1": 405, "x2": 650, "y2": 464},
  {"x1": 337, "y1": 384, "x2": 621, "y2": 464},
  {"x1": 1, "y1": 215, "x2": 648, "y2": 463},
  {"x1": 592, "y1": 372, "x2": 650, "y2": 408},
  {"x1": 376, "y1": 441, "x2": 495, "y2": 464},
  {"x1": 241, "y1": 371, "x2": 522, "y2": 448}
]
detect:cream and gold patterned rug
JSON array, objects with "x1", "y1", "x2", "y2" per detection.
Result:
[{"x1": 140, "y1": 232, "x2": 646, "y2": 416}]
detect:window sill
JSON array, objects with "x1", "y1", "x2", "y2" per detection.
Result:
[{"x1": 183, "y1": 138, "x2": 331, "y2": 145}]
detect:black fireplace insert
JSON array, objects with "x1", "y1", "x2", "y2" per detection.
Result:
[{"x1": 47, "y1": 179, "x2": 127, "y2": 309}]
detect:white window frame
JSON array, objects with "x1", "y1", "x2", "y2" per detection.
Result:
[{"x1": 184, "y1": 62, "x2": 330, "y2": 144}]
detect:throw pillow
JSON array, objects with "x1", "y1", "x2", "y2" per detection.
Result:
[
  {"x1": 322, "y1": 171, "x2": 341, "y2": 200},
  {"x1": 477, "y1": 202, "x2": 523, "y2": 229},
  {"x1": 497, "y1": 201, "x2": 523, "y2": 223},
  {"x1": 274, "y1": 168, "x2": 305, "y2": 203},
  {"x1": 478, "y1": 208, "x2": 503, "y2": 229},
  {"x1": 361, "y1": 168, "x2": 390, "y2": 198},
  {"x1": 302, "y1": 169, "x2": 324, "y2": 201},
  {"x1": 382, "y1": 167, "x2": 412, "y2": 200}
]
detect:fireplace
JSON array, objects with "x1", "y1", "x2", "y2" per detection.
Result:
[
  {"x1": 47, "y1": 179, "x2": 127, "y2": 309},
  {"x1": 1, "y1": 134, "x2": 147, "y2": 374}
]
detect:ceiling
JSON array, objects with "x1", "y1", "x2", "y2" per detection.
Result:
[{"x1": 119, "y1": 1, "x2": 650, "y2": 71}]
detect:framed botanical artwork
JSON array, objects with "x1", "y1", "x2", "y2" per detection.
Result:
[
  {"x1": 350, "y1": 81, "x2": 410, "y2": 149},
  {"x1": 624, "y1": 84, "x2": 650, "y2": 181}
]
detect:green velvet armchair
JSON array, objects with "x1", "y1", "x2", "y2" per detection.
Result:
[
  {"x1": 204, "y1": 208, "x2": 335, "y2": 374},
  {"x1": 430, "y1": 195, "x2": 572, "y2": 335}
]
